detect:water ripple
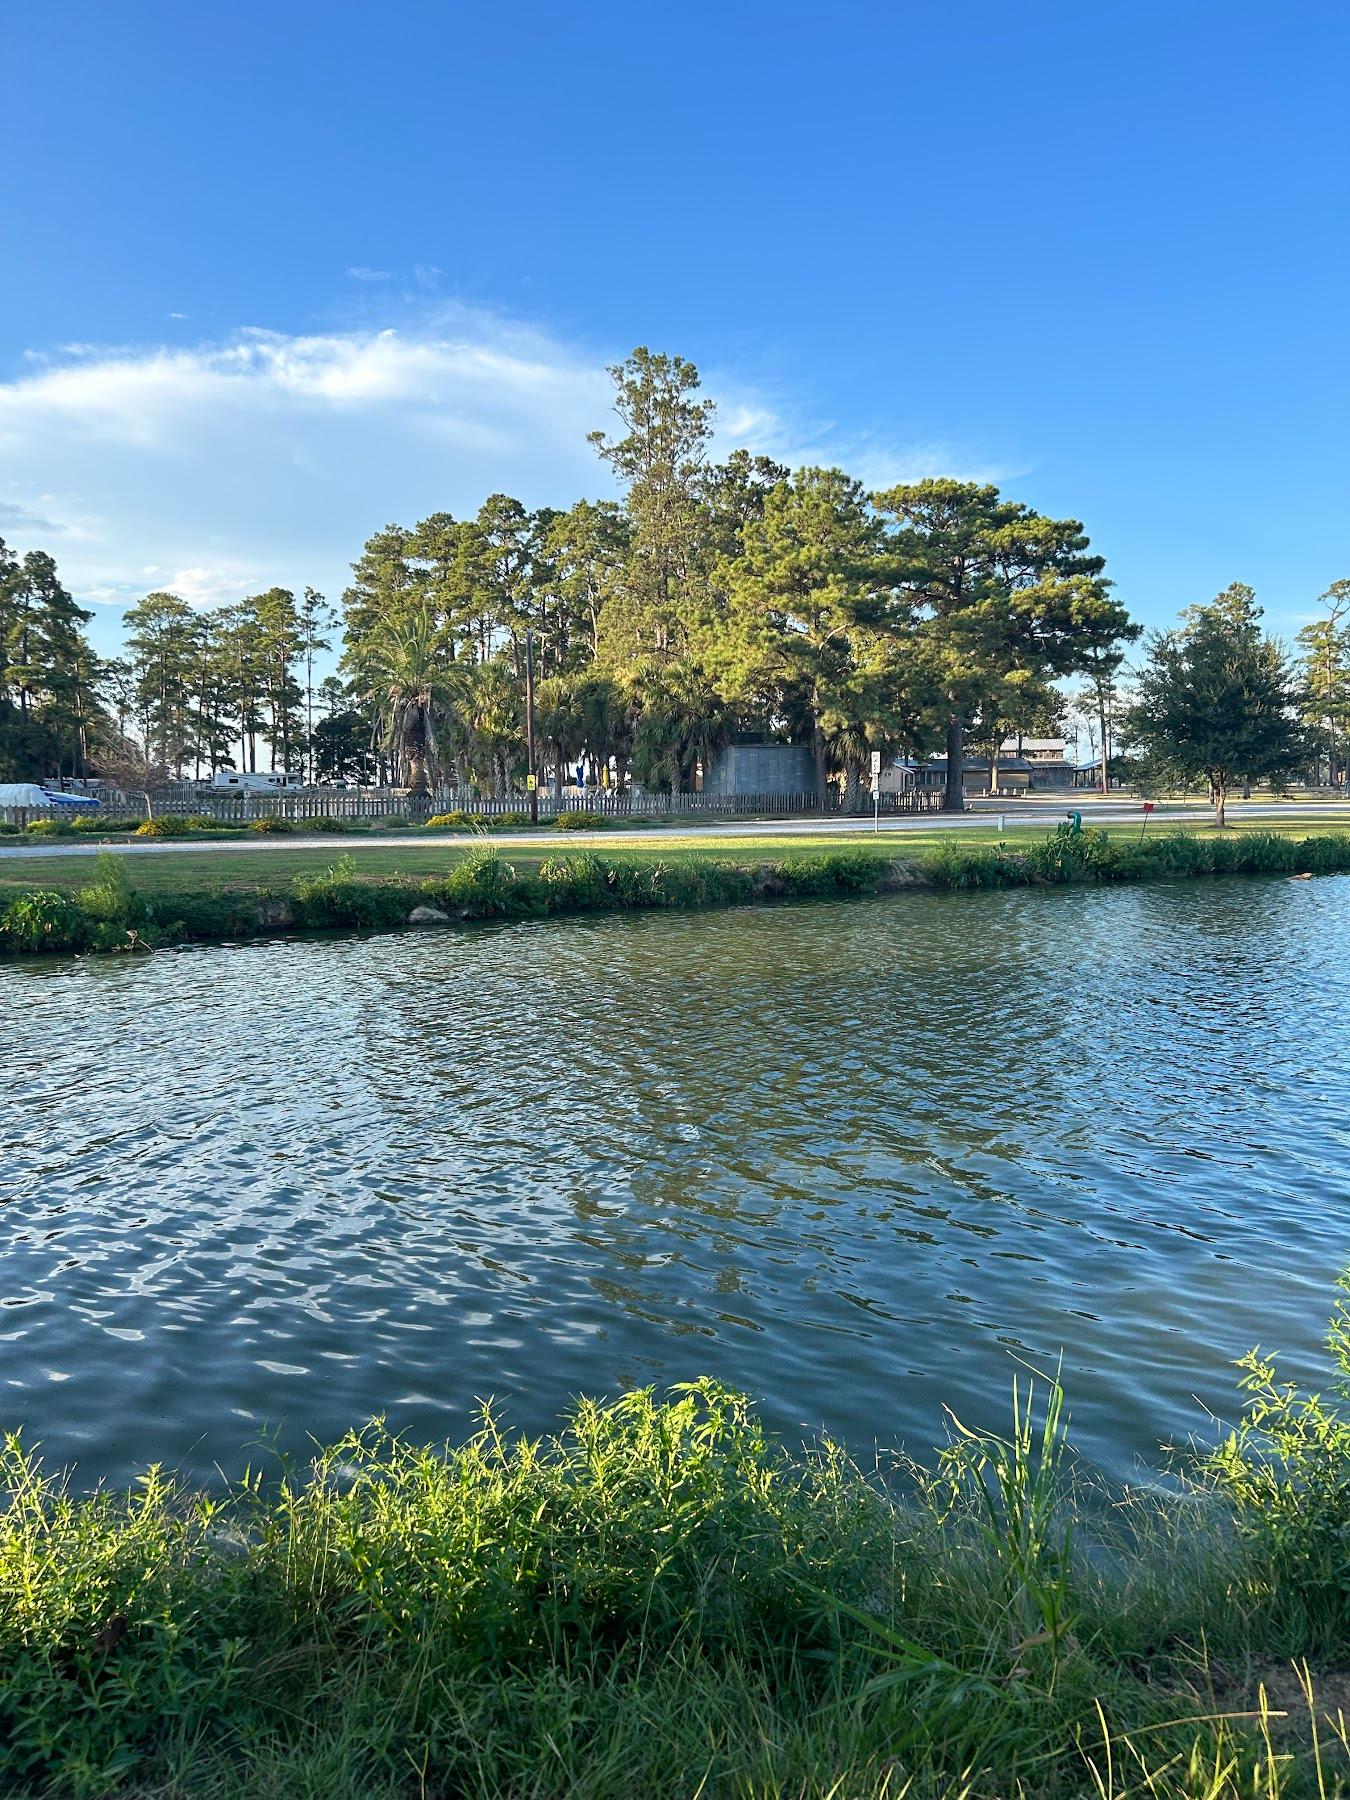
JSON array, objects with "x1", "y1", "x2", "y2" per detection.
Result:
[{"x1": 2, "y1": 878, "x2": 1349, "y2": 1483}]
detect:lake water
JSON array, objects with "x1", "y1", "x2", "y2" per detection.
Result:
[{"x1": 3, "y1": 878, "x2": 1349, "y2": 1486}]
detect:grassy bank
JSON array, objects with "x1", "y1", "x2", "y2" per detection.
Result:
[
  {"x1": 3, "y1": 826, "x2": 1350, "y2": 957},
  {"x1": 8, "y1": 1283, "x2": 1350, "y2": 1797},
  {"x1": 2, "y1": 809, "x2": 1347, "y2": 899},
  {"x1": 0, "y1": 826, "x2": 964, "y2": 900}
]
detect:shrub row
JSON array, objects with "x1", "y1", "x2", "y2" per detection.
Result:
[
  {"x1": 918, "y1": 824, "x2": 1350, "y2": 889},
  {"x1": 0, "y1": 847, "x2": 889, "y2": 955},
  {"x1": 3, "y1": 808, "x2": 674, "y2": 841}
]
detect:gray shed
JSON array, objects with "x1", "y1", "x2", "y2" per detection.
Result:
[{"x1": 702, "y1": 743, "x2": 815, "y2": 796}]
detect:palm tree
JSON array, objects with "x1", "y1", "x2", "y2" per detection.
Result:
[
  {"x1": 354, "y1": 611, "x2": 456, "y2": 799},
  {"x1": 461, "y1": 658, "x2": 522, "y2": 796},
  {"x1": 577, "y1": 672, "x2": 634, "y2": 791},
  {"x1": 822, "y1": 708, "x2": 871, "y2": 812},
  {"x1": 534, "y1": 673, "x2": 588, "y2": 799},
  {"x1": 632, "y1": 662, "x2": 733, "y2": 802}
]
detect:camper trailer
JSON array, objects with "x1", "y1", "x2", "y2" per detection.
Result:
[{"x1": 207, "y1": 770, "x2": 304, "y2": 794}]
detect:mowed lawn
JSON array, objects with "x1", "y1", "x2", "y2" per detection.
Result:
[
  {"x1": 0, "y1": 827, "x2": 963, "y2": 897},
  {"x1": 2, "y1": 811, "x2": 1349, "y2": 899}
]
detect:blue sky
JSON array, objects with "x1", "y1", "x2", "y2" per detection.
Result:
[{"x1": 2, "y1": 0, "x2": 1347, "y2": 661}]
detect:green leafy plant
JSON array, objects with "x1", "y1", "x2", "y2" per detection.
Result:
[
  {"x1": 921, "y1": 839, "x2": 1028, "y2": 889},
  {"x1": 535, "y1": 851, "x2": 614, "y2": 910},
  {"x1": 72, "y1": 814, "x2": 142, "y2": 833},
  {"x1": 1200, "y1": 1272, "x2": 1350, "y2": 1640},
  {"x1": 934, "y1": 1376, "x2": 1077, "y2": 1664},
  {"x1": 247, "y1": 816, "x2": 296, "y2": 835},
  {"x1": 291, "y1": 854, "x2": 406, "y2": 929},
  {"x1": 428, "y1": 845, "x2": 526, "y2": 916},
  {"x1": 776, "y1": 849, "x2": 885, "y2": 896},
  {"x1": 133, "y1": 817, "x2": 190, "y2": 838},
  {"x1": 8, "y1": 1350, "x2": 1350, "y2": 1797},
  {"x1": 75, "y1": 851, "x2": 152, "y2": 951},
  {"x1": 0, "y1": 890, "x2": 90, "y2": 952},
  {"x1": 555, "y1": 810, "x2": 622, "y2": 831}
]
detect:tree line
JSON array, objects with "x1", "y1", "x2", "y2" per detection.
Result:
[
  {"x1": 339, "y1": 347, "x2": 1136, "y2": 812},
  {"x1": 3, "y1": 346, "x2": 1349, "y2": 818}
]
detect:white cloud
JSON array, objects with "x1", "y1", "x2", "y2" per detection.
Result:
[
  {"x1": 0, "y1": 305, "x2": 1004, "y2": 658},
  {"x1": 346, "y1": 266, "x2": 392, "y2": 282},
  {"x1": 0, "y1": 310, "x2": 618, "y2": 643},
  {"x1": 720, "y1": 402, "x2": 1013, "y2": 493}
]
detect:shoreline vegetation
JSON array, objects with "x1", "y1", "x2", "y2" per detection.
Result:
[
  {"x1": 3, "y1": 824, "x2": 1350, "y2": 958},
  {"x1": 8, "y1": 1280, "x2": 1350, "y2": 1797}
]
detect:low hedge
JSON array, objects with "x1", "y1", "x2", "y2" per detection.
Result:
[{"x1": 917, "y1": 825, "x2": 1350, "y2": 889}]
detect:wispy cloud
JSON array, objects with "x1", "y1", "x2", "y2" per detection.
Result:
[
  {"x1": 0, "y1": 498, "x2": 65, "y2": 534},
  {"x1": 715, "y1": 395, "x2": 1016, "y2": 493},
  {"x1": 346, "y1": 266, "x2": 392, "y2": 283},
  {"x1": 0, "y1": 309, "x2": 617, "y2": 632}
]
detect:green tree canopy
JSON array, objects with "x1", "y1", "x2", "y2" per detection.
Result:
[
  {"x1": 588, "y1": 347, "x2": 716, "y2": 660},
  {"x1": 0, "y1": 540, "x2": 102, "y2": 779},
  {"x1": 1296, "y1": 579, "x2": 1350, "y2": 790},
  {"x1": 1127, "y1": 583, "x2": 1304, "y2": 825},
  {"x1": 871, "y1": 480, "x2": 1116, "y2": 810}
]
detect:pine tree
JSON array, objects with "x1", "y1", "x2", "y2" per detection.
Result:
[
  {"x1": 1128, "y1": 583, "x2": 1304, "y2": 825},
  {"x1": 122, "y1": 591, "x2": 203, "y2": 776},
  {"x1": 1296, "y1": 580, "x2": 1350, "y2": 789},
  {"x1": 588, "y1": 348, "x2": 716, "y2": 659},
  {"x1": 0, "y1": 539, "x2": 101, "y2": 778}
]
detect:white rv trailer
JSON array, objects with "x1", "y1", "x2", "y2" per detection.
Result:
[{"x1": 207, "y1": 770, "x2": 305, "y2": 794}]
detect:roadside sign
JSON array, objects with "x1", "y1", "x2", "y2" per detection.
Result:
[
  {"x1": 1142, "y1": 802, "x2": 1155, "y2": 813},
  {"x1": 526, "y1": 774, "x2": 537, "y2": 791},
  {"x1": 870, "y1": 750, "x2": 882, "y2": 777}
]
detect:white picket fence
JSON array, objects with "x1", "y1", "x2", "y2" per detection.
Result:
[{"x1": 2, "y1": 784, "x2": 944, "y2": 829}]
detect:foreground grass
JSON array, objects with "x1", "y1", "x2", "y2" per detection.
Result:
[{"x1": 10, "y1": 1282, "x2": 1350, "y2": 1799}]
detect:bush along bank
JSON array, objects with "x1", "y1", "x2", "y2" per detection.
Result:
[
  {"x1": 0, "y1": 846, "x2": 889, "y2": 955},
  {"x1": 919, "y1": 821, "x2": 1350, "y2": 888},
  {"x1": 9, "y1": 1277, "x2": 1350, "y2": 1798},
  {"x1": 4, "y1": 829, "x2": 1350, "y2": 958}
]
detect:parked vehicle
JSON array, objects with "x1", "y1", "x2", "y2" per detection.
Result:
[
  {"x1": 0, "y1": 783, "x2": 99, "y2": 809},
  {"x1": 206, "y1": 771, "x2": 305, "y2": 794}
]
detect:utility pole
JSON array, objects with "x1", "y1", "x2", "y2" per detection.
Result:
[{"x1": 524, "y1": 628, "x2": 539, "y2": 825}]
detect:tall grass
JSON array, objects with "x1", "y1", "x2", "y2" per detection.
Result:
[{"x1": 11, "y1": 1285, "x2": 1350, "y2": 1796}]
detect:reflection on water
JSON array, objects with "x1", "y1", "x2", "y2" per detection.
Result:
[{"x1": 2, "y1": 877, "x2": 1349, "y2": 1484}]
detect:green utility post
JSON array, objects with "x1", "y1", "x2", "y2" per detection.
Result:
[{"x1": 1066, "y1": 810, "x2": 1082, "y2": 834}]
